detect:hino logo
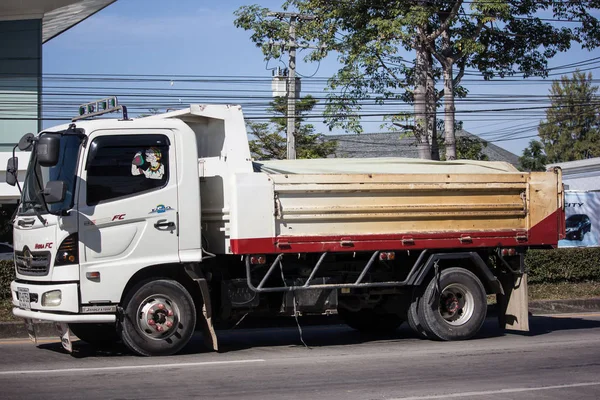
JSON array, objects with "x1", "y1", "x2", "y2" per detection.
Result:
[
  {"x1": 34, "y1": 242, "x2": 53, "y2": 250},
  {"x1": 22, "y1": 247, "x2": 33, "y2": 269}
]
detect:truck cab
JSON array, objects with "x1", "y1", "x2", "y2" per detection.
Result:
[{"x1": 8, "y1": 102, "x2": 252, "y2": 355}]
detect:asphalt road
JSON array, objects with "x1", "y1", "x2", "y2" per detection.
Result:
[{"x1": 1, "y1": 313, "x2": 600, "y2": 400}]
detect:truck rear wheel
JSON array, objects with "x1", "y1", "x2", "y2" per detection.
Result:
[
  {"x1": 69, "y1": 323, "x2": 119, "y2": 347},
  {"x1": 338, "y1": 308, "x2": 403, "y2": 333},
  {"x1": 406, "y1": 292, "x2": 428, "y2": 339},
  {"x1": 120, "y1": 279, "x2": 196, "y2": 356},
  {"x1": 417, "y1": 268, "x2": 486, "y2": 341}
]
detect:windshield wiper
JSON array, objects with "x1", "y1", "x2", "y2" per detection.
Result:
[{"x1": 31, "y1": 205, "x2": 47, "y2": 225}]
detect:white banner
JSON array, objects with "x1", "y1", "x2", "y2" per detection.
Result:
[{"x1": 558, "y1": 191, "x2": 600, "y2": 248}]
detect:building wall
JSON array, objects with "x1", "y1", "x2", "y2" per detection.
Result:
[
  {"x1": 0, "y1": 19, "x2": 41, "y2": 152},
  {"x1": 548, "y1": 158, "x2": 600, "y2": 191},
  {"x1": 563, "y1": 174, "x2": 600, "y2": 191}
]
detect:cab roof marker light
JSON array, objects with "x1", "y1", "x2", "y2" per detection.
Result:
[{"x1": 72, "y1": 96, "x2": 126, "y2": 122}]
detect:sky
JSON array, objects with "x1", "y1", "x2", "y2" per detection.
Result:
[{"x1": 41, "y1": 0, "x2": 600, "y2": 157}]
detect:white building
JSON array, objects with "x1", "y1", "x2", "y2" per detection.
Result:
[
  {"x1": 0, "y1": 1, "x2": 116, "y2": 202},
  {"x1": 548, "y1": 157, "x2": 600, "y2": 191},
  {"x1": 548, "y1": 158, "x2": 600, "y2": 248}
]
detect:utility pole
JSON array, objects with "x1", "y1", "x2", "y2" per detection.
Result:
[
  {"x1": 267, "y1": 11, "x2": 315, "y2": 159},
  {"x1": 287, "y1": 15, "x2": 297, "y2": 160}
]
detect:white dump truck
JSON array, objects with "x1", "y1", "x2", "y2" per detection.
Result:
[{"x1": 6, "y1": 99, "x2": 565, "y2": 356}]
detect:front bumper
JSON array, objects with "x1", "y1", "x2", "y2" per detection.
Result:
[
  {"x1": 12, "y1": 308, "x2": 116, "y2": 323},
  {"x1": 11, "y1": 280, "x2": 79, "y2": 313},
  {"x1": 10, "y1": 280, "x2": 116, "y2": 323}
]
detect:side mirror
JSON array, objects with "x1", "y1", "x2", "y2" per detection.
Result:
[
  {"x1": 5, "y1": 157, "x2": 18, "y2": 187},
  {"x1": 18, "y1": 133, "x2": 35, "y2": 151},
  {"x1": 43, "y1": 181, "x2": 66, "y2": 204},
  {"x1": 37, "y1": 134, "x2": 61, "y2": 167}
]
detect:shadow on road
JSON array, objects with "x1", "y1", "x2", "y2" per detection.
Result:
[
  {"x1": 37, "y1": 340, "x2": 133, "y2": 358},
  {"x1": 522, "y1": 315, "x2": 600, "y2": 336},
  {"x1": 33, "y1": 313, "x2": 600, "y2": 358}
]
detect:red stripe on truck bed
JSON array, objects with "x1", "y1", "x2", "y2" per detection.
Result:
[{"x1": 229, "y1": 209, "x2": 561, "y2": 254}]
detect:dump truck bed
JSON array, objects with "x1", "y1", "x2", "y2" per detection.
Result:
[{"x1": 228, "y1": 165, "x2": 564, "y2": 255}]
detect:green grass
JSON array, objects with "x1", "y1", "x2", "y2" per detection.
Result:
[
  {"x1": 0, "y1": 299, "x2": 18, "y2": 322},
  {"x1": 529, "y1": 282, "x2": 600, "y2": 301}
]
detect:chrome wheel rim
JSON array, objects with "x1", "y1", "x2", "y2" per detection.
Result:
[
  {"x1": 137, "y1": 295, "x2": 180, "y2": 340},
  {"x1": 439, "y1": 283, "x2": 474, "y2": 326}
]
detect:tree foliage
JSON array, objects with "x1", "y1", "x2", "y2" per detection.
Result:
[
  {"x1": 234, "y1": 1, "x2": 600, "y2": 160},
  {"x1": 439, "y1": 135, "x2": 488, "y2": 161},
  {"x1": 538, "y1": 71, "x2": 600, "y2": 163},
  {"x1": 519, "y1": 140, "x2": 548, "y2": 172},
  {"x1": 455, "y1": 137, "x2": 489, "y2": 161},
  {"x1": 248, "y1": 95, "x2": 337, "y2": 160}
]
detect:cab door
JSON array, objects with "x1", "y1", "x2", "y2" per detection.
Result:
[{"x1": 77, "y1": 131, "x2": 179, "y2": 304}]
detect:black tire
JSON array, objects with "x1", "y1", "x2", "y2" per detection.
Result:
[
  {"x1": 417, "y1": 268, "x2": 487, "y2": 341},
  {"x1": 69, "y1": 323, "x2": 119, "y2": 347},
  {"x1": 120, "y1": 279, "x2": 196, "y2": 356},
  {"x1": 406, "y1": 290, "x2": 428, "y2": 339},
  {"x1": 338, "y1": 308, "x2": 403, "y2": 333}
]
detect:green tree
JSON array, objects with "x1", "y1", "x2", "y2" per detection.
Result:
[
  {"x1": 248, "y1": 95, "x2": 337, "y2": 160},
  {"x1": 538, "y1": 71, "x2": 600, "y2": 163},
  {"x1": 440, "y1": 135, "x2": 488, "y2": 161},
  {"x1": 456, "y1": 137, "x2": 488, "y2": 161},
  {"x1": 235, "y1": 1, "x2": 598, "y2": 160},
  {"x1": 519, "y1": 140, "x2": 548, "y2": 172}
]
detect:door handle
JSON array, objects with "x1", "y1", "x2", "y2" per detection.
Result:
[{"x1": 154, "y1": 219, "x2": 176, "y2": 231}]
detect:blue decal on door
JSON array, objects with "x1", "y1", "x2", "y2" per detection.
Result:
[{"x1": 149, "y1": 204, "x2": 174, "y2": 214}]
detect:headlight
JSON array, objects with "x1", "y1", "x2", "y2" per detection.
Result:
[
  {"x1": 55, "y1": 233, "x2": 78, "y2": 266},
  {"x1": 42, "y1": 290, "x2": 62, "y2": 306}
]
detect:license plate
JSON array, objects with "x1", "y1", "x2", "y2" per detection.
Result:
[{"x1": 17, "y1": 287, "x2": 31, "y2": 310}]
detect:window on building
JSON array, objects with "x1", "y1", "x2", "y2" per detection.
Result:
[{"x1": 86, "y1": 135, "x2": 170, "y2": 205}]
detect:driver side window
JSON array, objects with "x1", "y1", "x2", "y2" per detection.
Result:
[{"x1": 86, "y1": 135, "x2": 170, "y2": 206}]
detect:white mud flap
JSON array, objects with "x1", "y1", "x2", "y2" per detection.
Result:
[
  {"x1": 184, "y1": 265, "x2": 219, "y2": 351},
  {"x1": 25, "y1": 319, "x2": 37, "y2": 345},
  {"x1": 55, "y1": 323, "x2": 73, "y2": 353},
  {"x1": 498, "y1": 273, "x2": 529, "y2": 332}
]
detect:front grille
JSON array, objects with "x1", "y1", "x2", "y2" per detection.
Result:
[{"x1": 14, "y1": 250, "x2": 51, "y2": 276}]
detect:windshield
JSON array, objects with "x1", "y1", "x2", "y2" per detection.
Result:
[{"x1": 19, "y1": 133, "x2": 82, "y2": 215}]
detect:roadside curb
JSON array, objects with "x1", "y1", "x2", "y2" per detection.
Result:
[
  {"x1": 1, "y1": 298, "x2": 599, "y2": 339},
  {"x1": 0, "y1": 321, "x2": 57, "y2": 339},
  {"x1": 529, "y1": 298, "x2": 600, "y2": 315}
]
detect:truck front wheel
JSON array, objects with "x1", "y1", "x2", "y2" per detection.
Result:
[
  {"x1": 120, "y1": 279, "x2": 196, "y2": 356},
  {"x1": 338, "y1": 308, "x2": 403, "y2": 333},
  {"x1": 417, "y1": 268, "x2": 487, "y2": 341},
  {"x1": 69, "y1": 323, "x2": 119, "y2": 347}
]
